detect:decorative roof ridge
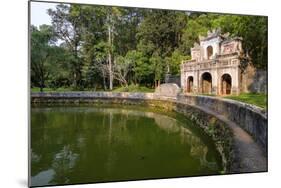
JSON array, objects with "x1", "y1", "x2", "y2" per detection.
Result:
[
  {"x1": 199, "y1": 28, "x2": 222, "y2": 41},
  {"x1": 191, "y1": 42, "x2": 200, "y2": 49},
  {"x1": 221, "y1": 36, "x2": 243, "y2": 44},
  {"x1": 196, "y1": 28, "x2": 242, "y2": 44}
]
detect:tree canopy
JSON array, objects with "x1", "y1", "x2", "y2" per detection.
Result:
[{"x1": 30, "y1": 4, "x2": 268, "y2": 91}]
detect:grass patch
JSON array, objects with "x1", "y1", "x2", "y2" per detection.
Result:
[
  {"x1": 113, "y1": 84, "x2": 154, "y2": 93},
  {"x1": 31, "y1": 85, "x2": 154, "y2": 93},
  {"x1": 223, "y1": 93, "x2": 267, "y2": 108},
  {"x1": 31, "y1": 87, "x2": 75, "y2": 92},
  {"x1": 31, "y1": 87, "x2": 93, "y2": 92}
]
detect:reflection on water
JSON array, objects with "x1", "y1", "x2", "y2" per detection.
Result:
[
  {"x1": 31, "y1": 169, "x2": 55, "y2": 186},
  {"x1": 31, "y1": 106, "x2": 222, "y2": 186}
]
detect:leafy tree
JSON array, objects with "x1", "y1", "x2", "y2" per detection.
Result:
[
  {"x1": 46, "y1": 46, "x2": 72, "y2": 89},
  {"x1": 165, "y1": 49, "x2": 190, "y2": 75},
  {"x1": 48, "y1": 4, "x2": 84, "y2": 89},
  {"x1": 114, "y1": 8, "x2": 144, "y2": 56},
  {"x1": 211, "y1": 15, "x2": 268, "y2": 69},
  {"x1": 136, "y1": 10, "x2": 188, "y2": 85},
  {"x1": 150, "y1": 52, "x2": 164, "y2": 87},
  {"x1": 31, "y1": 4, "x2": 267, "y2": 92},
  {"x1": 180, "y1": 13, "x2": 217, "y2": 54},
  {"x1": 137, "y1": 10, "x2": 187, "y2": 57},
  {"x1": 123, "y1": 50, "x2": 152, "y2": 85},
  {"x1": 77, "y1": 6, "x2": 108, "y2": 90},
  {"x1": 182, "y1": 13, "x2": 268, "y2": 69},
  {"x1": 30, "y1": 24, "x2": 56, "y2": 91}
]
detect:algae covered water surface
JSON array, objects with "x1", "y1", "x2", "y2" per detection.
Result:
[{"x1": 31, "y1": 105, "x2": 222, "y2": 186}]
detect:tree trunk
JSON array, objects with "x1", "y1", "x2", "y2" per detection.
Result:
[
  {"x1": 39, "y1": 61, "x2": 44, "y2": 92},
  {"x1": 102, "y1": 69, "x2": 107, "y2": 91},
  {"x1": 73, "y1": 45, "x2": 81, "y2": 89},
  {"x1": 73, "y1": 72, "x2": 77, "y2": 89},
  {"x1": 124, "y1": 80, "x2": 128, "y2": 89},
  {"x1": 107, "y1": 15, "x2": 113, "y2": 90},
  {"x1": 108, "y1": 52, "x2": 113, "y2": 90}
]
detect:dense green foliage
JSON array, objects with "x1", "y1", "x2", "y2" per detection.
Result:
[{"x1": 31, "y1": 4, "x2": 267, "y2": 91}]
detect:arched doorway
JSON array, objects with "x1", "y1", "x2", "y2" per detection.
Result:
[
  {"x1": 207, "y1": 46, "x2": 213, "y2": 59},
  {"x1": 201, "y1": 72, "x2": 212, "y2": 94},
  {"x1": 221, "y1": 74, "x2": 232, "y2": 95},
  {"x1": 187, "y1": 76, "x2": 193, "y2": 93}
]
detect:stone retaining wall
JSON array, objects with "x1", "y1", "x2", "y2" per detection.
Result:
[{"x1": 176, "y1": 94, "x2": 267, "y2": 154}]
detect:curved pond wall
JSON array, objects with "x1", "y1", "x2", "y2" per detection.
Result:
[
  {"x1": 176, "y1": 94, "x2": 268, "y2": 154},
  {"x1": 31, "y1": 92, "x2": 268, "y2": 173}
]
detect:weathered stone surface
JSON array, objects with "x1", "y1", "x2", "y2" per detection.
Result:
[
  {"x1": 181, "y1": 29, "x2": 244, "y2": 95},
  {"x1": 249, "y1": 70, "x2": 267, "y2": 93},
  {"x1": 155, "y1": 83, "x2": 181, "y2": 97},
  {"x1": 164, "y1": 74, "x2": 180, "y2": 86},
  {"x1": 180, "y1": 29, "x2": 267, "y2": 96},
  {"x1": 177, "y1": 94, "x2": 267, "y2": 154},
  {"x1": 32, "y1": 91, "x2": 155, "y2": 100}
]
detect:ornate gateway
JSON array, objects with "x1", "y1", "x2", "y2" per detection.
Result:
[{"x1": 180, "y1": 29, "x2": 254, "y2": 95}]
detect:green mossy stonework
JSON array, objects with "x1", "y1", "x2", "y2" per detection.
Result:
[{"x1": 173, "y1": 103, "x2": 233, "y2": 173}]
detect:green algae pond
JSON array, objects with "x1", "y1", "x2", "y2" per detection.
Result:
[{"x1": 30, "y1": 105, "x2": 223, "y2": 186}]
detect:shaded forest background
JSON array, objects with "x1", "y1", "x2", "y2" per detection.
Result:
[{"x1": 31, "y1": 3, "x2": 267, "y2": 92}]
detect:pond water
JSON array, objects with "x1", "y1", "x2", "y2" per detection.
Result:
[{"x1": 31, "y1": 105, "x2": 222, "y2": 186}]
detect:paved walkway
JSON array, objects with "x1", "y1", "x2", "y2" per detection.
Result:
[{"x1": 195, "y1": 105, "x2": 267, "y2": 173}]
